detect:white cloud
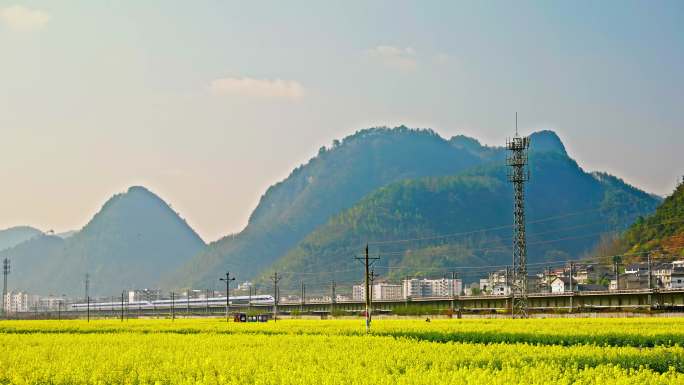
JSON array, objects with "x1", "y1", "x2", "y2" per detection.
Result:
[
  {"x1": 367, "y1": 45, "x2": 417, "y2": 71},
  {"x1": 209, "y1": 77, "x2": 305, "y2": 100},
  {"x1": 0, "y1": 5, "x2": 50, "y2": 31}
]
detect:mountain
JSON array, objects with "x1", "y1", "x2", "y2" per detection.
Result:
[
  {"x1": 619, "y1": 179, "x2": 684, "y2": 257},
  {"x1": 0, "y1": 226, "x2": 42, "y2": 252},
  {"x1": 261, "y1": 145, "x2": 660, "y2": 290},
  {"x1": 0, "y1": 186, "x2": 205, "y2": 296},
  {"x1": 165, "y1": 126, "x2": 491, "y2": 288},
  {"x1": 168, "y1": 127, "x2": 658, "y2": 291}
]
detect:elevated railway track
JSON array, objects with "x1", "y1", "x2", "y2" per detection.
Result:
[{"x1": 9, "y1": 289, "x2": 684, "y2": 319}]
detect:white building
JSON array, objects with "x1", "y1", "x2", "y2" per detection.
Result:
[
  {"x1": 372, "y1": 283, "x2": 403, "y2": 300},
  {"x1": 652, "y1": 262, "x2": 684, "y2": 289},
  {"x1": 128, "y1": 289, "x2": 161, "y2": 302},
  {"x1": 352, "y1": 285, "x2": 365, "y2": 301},
  {"x1": 3, "y1": 291, "x2": 40, "y2": 313},
  {"x1": 491, "y1": 283, "x2": 511, "y2": 296},
  {"x1": 353, "y1": 282, "x2": 403, "y2": 301},
  {"x1": 402, "y1": 278, "x2": 462, "y2": 298}
]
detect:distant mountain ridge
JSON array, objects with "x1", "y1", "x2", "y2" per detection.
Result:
[
  {"x1": 262, "y1": 151, "x2": 660, "y2": 289},
  {"x1": 166, "y1": 127, "x2": 659, "y2": 290},
  {"x1": 165, "y1": 126, "x2": 491, "y2": 289},
  {"x1": 0, "y1": 186, "x2": 205, "y2": 296},
  {"x1": 1, "y1": 127, "x2": 662, "y2": 296},
  {"x1": 0, "y1": 226, "x2": 42, "y2": 252}
]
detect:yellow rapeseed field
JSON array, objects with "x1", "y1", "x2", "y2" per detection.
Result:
[{"x1": 1, "y1": 318, "x2": 684, "y2": 384}]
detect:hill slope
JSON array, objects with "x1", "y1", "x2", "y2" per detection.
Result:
[
  {"x1": 167, "y1": 127, "x2": 495, "y2": 288},
  {"x1": 0, "y1": 186, "x2": 205, "y2": 296},
  {"x1": 264, "y1": 152, "x2": 660, "y2": 290},
  {"x1": 0, "y1": 226, "x2": 42, "y2": 252},
  {"x1": 620, "y1": 180, "x2": 684, "y2": 257},
  {"x1": 169, "y1": 127, "x2": 656, "y2": 290}
]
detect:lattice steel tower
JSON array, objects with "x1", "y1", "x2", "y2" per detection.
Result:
[
  {"x1": 506, "y1": 114, "x2": 530, "y2": 318},
  {"x1": 2, "y1": 258, "x2": 9, "y2": 316}
]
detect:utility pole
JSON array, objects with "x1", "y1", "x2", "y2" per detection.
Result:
[
  {"x1": 171, "y1": 292, "x2": 175, "y2": 321},
  {"x1": 121, "y1": 291, "x2": 124, "y2": 322},
  {"x1": 568, "y1": 262, "x2": 574, "y2": 292},
  {"x1": 647, "y1": 254, "x2": 653, "y2": 290},
  {"x1": 300, "y1": 281, "x2": 306, "y2": 314},
  {"x1": 271, "y1": 272, "x2": 281, "y2": 321},
  {"x1": 612, "y1": 255, "x2": 622, "y2": 291},
  {"x1": 354, "y1": 244, "x2": 379, "y2": 333},
  {"x1": 186, "y1": 290, "x2": 190, "y2": 317},
  {"x1": 205, "y1": 289, "x2": 210, "y2": 315},
  {"x1": 404, "y1": 275, "x2": 411, "y2": 307},
  {"x1": 506, "y1": 113, "x2": 531, "y2": 318},
  {"x1": 84, "y1": 273, "x2": 89, "y2": 303},
  {"x1": 248, "y1": 286, "x2": 252, "y2": 311},
  {"x1": 647, "y1": 253, "x2": 653, "y2": 310},
  {"x1": 330, "y1": 280, "x2": 336, "y2": 315},
  {"x1": 568, "y1": 262, "x2": 574, "y2": 313},
  {"x1": 87, "y1": 296, "x2": 90, "y2": 322},
  {"x1": 450, "y1": 271, "x2": 456, "y2": 315},
  {"x1": 369, "y1": 269, "x2": 377, "y2": 315},
  {"x1": 219, "y1": 272, "x2": 235, "y2": 322},
  {"x1": 2, "y1": 258, "x2": 9, "y2": 317}
]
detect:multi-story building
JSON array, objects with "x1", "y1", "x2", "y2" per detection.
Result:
[
  {"x1": 3, "y1": 291, "x2": 40, "y2": 313},
  {"x1": 352, "y1": 285, "x2": 365, "y2": 301},
  {"x1": 610, "y1": 273, "x2": 649, "y2": 291},
  {"x1": 353, "y1": 282, "x2": 404, "y2": 300},
  {"x1": 402, "y1": 278, "x2": 462, "y2": 298},
  {"x1": 652, "y1": 261, "x2": 684, "y2": 289},
  {"x1": 372, "y1": 283, "x2": 403, "y2": 300},
  {"x1": 128, "y1": 289, "x2": 162, "y2": 303}
]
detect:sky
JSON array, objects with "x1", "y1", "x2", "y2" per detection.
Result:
[{"x1": 1, "y1": 1, "x2": 682, "y2": 241}]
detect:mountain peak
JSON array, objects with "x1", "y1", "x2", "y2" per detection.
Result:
[
  {"x1": 127, "y1": 185, "x2": 154, "y2": 195},
  {"x1": 529, "y1": 130, "x2": 567, "y2": 156}
]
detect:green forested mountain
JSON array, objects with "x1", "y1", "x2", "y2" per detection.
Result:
[
  {"x1": 262, "y1": 152, "x2": 660, "y2": 290},
  {"x1": 620, "y1": 180, "x2": 684, "y2": 257},
  {"x1": 0, "y1": 186, "x2": 205, "y2": 296},
  {"x1": 0, "y1": 226, "x2": 42, "y2": 252},
  {"x1": 165, "y1": 127, "x2": 497, "y2": 289},
  {"x1": 168, "y1": 127, "x2": 658, "y2": 291}
]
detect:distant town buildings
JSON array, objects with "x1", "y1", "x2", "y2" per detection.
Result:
[
  {"x1": 352, "y1": 278, "x2": 461, "y2": 300},
  {"x1": 128, "y1": 289, "x2": 161, "y2": 302},
  {"x1": 402, "y1": 278, "x2": 462, "y2": 298},
  {"x1": 3, "y1": 291, "x2": 40, "y2": 313}
]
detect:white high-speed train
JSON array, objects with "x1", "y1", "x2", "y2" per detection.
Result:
[{"x1": 70, "y1": 295, "x2": 274, "y2": 311}]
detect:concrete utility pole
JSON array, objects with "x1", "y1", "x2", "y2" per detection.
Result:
[
  {"x1": 219, "y1": 272, "x2": 235, "y2": 322},
  {"x1": 121, "y1": 291, "x2": 125, "y2": 322},
  {"x1": 171, "y1": 292, "x2": 175, "y2": 321},
  {"x1": 330, "y1": 280, "x2": 336, "y2": 315},
  {"x1": 84, "y1": 273, "x2": 89, "y2": 302},
  {"x1": 613, "y1": 255, "x2": 622, "y2": 291},
  {"x1": 271, "y1": 272, "x2": 281, "y2": 321},
  {"x1": 300, "y1": 281, "x2": 306, "y2": 314},
  {"x1": 205, "y1": 289, "x2": 210, "y2": 314},
  {"x1": 569, "y1": 262, "x2": 574, "y2": 292},
  {"x1": 568, "y1": 262, "x2": 574, "y2": 313},
  {"x1": 506, "y1": 113, "x2": 531, "y2": 318},
  {"x1": 186, "y1": 290, "x2": 190, "y2": 317},
  {"x1": 647, "y1": 253, "x2": 653, "y2": 309},
  {"x1": 2, "y1": 258, "x2": 9, "y2": 317},
  {"x1": 355, "y1": 244, "x2": 379, "y2": 333}
]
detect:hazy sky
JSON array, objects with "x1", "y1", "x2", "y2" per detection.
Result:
[{"x1": 1, "y1": 1, "x2": 682, "y2": 241}]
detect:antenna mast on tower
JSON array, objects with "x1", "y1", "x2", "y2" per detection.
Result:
[{"x1": 506, "y1": 113, "x2": 531, "y2": 318}]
